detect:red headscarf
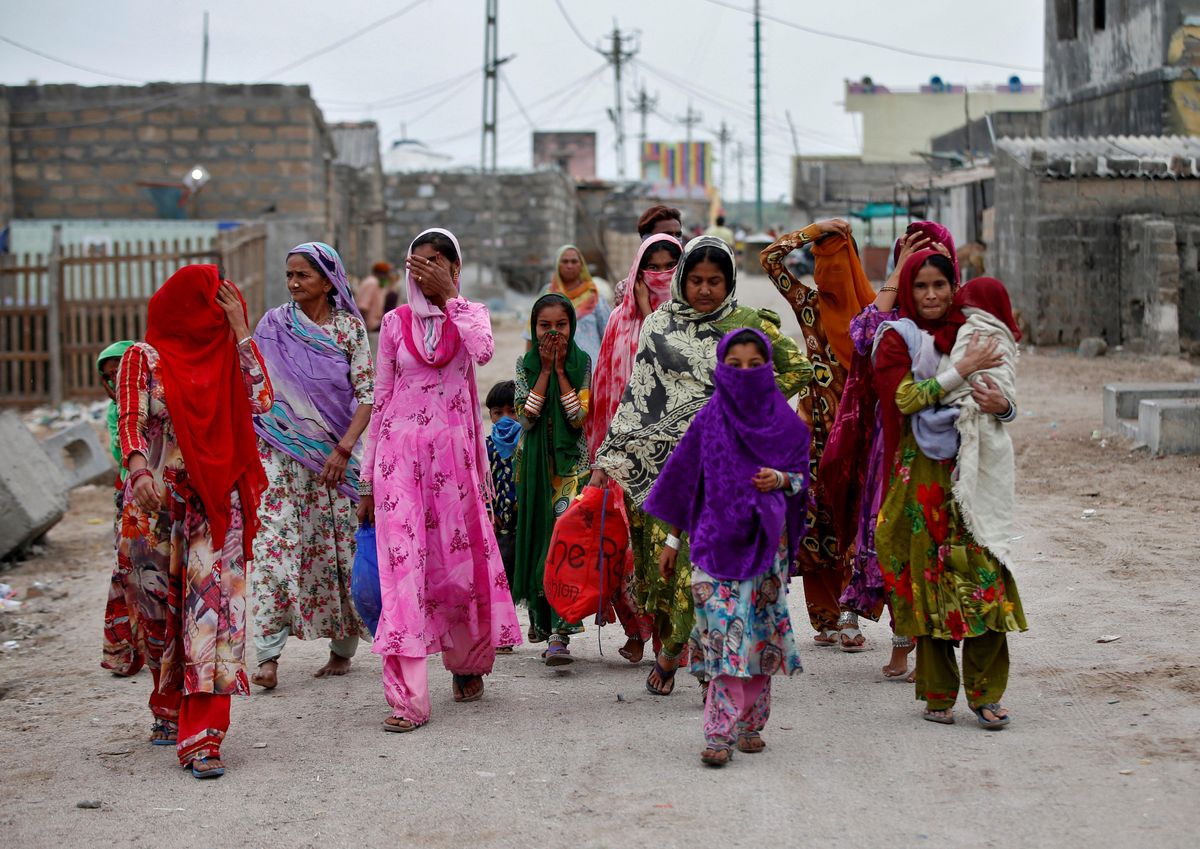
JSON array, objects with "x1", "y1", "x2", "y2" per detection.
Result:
[
  {"x1": 893, "y1": 220, "x2": 959, "y2": 284},
  {"x1": 957, "y1": 277, "x2": 1021, "y2": 342},
  {"x1": 145, "y1": 265, "x2": 267, "y2": 557},
  {"x1": 873, "y1": 249, "x2": 966, "y2": 472}
]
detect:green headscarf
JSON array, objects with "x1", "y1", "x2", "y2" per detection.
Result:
[
  {"x1": 97, "y1": 340, "x2": 136, "y2": 475},
  {"x1": 513, "y1": 294, "x2": 589, "y2": 606}
]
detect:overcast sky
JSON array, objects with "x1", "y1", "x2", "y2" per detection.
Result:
[{"x1": 1, "y1": 0, "x2": 1045, "y2": 201}]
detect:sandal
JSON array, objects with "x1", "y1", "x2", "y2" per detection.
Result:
[
  {"x1": 700, "y1": 746, "x2": 732, "y2": 767},
  {"x1": 382, "y1": 715, "x2": 424, "y2": 733},
  {"x1": 813, "y1": 628, "x2": 840, "y2": 647},
  {"x1": 838, "y1": 611, "x2": 867, "y2": 653},
  {"x1": 970, "y1": 703, "x2": 1011, "y2": 730},
  {"x1": 736, "y1": 732, "x2": 766, "y2": 754},
  {"x1": 189, "y1": 756, "x2": 225, "y2": 779},
  {"x1": 452, "y1": 673, "x2": 484, "y2": 703},
  {"x1": 645, "y1": 656, "x2": 678, "y2": 696},
  {"x1": 150, "y1": 719, "x2": 177, "y2": 746},
  {"x1": 527, "y1": 626, "x2": 547, "y2": 644},
  {"x1": 542, "y1": 634, "x2": 574, "y2": 667},
  {"x1": 495, "y1": 645, "x2": 514, "y2": 654},
  {"x1": 922, "y1": 708, "x2": 955, "y2": 725}
]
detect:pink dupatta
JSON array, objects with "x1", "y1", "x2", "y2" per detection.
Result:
[{"x1": 584, "y1": 234, "x2": 681, "y2": 460}]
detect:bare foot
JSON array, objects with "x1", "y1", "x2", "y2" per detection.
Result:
[
  {"x1": 618, "y1": 637, "x2": 645, "y2": 664},
  {"x1": 251, "y1": 659, "x2": 278, "y2": 689},
  {"x1": 882, "y1": 644, "x2": 913, "y2": 677},
  {"x1": 314, "y1": 652, "x2": 352, "y2": 678}
]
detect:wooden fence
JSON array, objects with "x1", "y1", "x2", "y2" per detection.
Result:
[{"x1": 1, "y1": 222, "x2": 267, "y2": 408}]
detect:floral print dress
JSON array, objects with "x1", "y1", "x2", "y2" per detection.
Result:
[
  {"x1": 252, "y1": 310, "x2": 373, "y2": 645},
  {"x1": 687, "y1": 473, "x2": 805, "y2": 682},
  {"x1": 114, "y1": 341, "x2": 275, "y2": 698},
  {"x1": 875, "y1": 373, "x2": 1027, "y2": 640}
]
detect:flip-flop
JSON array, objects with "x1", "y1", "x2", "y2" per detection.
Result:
[
  {"x1": 839, "y1": 625, "x2": 868, "y2": 653},
  {"x1": 922, "y1": 709, "x2": 955, "y2": 725},
  {"x1": 971, "y1": 703, "x2": 1011, "y2": 730},
  {"x1": 645, "y1": 659, "x2": 677, "y2": 696},
  {"x1": 382, "y1": 715, "x2": 424, "y2": 733},
  {"x1": 736, "y1": 733, "x2": 766, "y2": 754},
  {"x1": 813, "y1": 629, "x2": 839, "y2": 646},
  {"x1": 189, "y1": 757, "x2": 225, "y2": 779},
  {"x1": 150, "y1": 720, "x2": 177, "y2": 746},
  {"x1": 617, "y1": 638, "x2": 645, "y2": 663},
  {"x1": 452, "y1": 673, "x2": 484, "y2": 703}
]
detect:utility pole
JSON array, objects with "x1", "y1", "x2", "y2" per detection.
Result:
[
  {"x1": 201, "y1": 11, "x2": 210, "y2": 85},
  {"x1": 601, "y1": 21, "x2": 638, "y2": 180},
  {"x1": 736, "y1": 140, "x2": 745, "y2": 204},
  {"x1": 715, "y1": 121, "x2": 732, "y2": 201},
  {"x1": 753, "y1": 0, "x2": 764, "y2": 230},
  {"x1": 678, "y1": 101, "x2": 703, "y2": 146},
  {"x1": 480, "y1": 0, "x2": 500, "y2": 172},
  {"x1": 630, "y1": 84, "x2": 657, "y2": 180}
]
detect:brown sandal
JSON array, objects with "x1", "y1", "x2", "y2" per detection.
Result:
[
  {"x1": 382, "y1": 715, "x2": 424, "y2": 733},
  {"x1": 700, "y1": 746, "x2": 732, "y2": 767},
  {"x1": 736, "y1": 732, "x2": 765, "y2": 753}
]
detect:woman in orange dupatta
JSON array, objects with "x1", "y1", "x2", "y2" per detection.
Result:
[{"x1": 760, "y1": 219, "x2": 877, "y2": 651}]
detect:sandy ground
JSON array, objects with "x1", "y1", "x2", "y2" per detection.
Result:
[{"x1": 2, "y1": 274, "x2": 1199, "y2": 848}]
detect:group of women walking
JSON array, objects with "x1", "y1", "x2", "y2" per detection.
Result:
[{"x1": 100, "y1": 212, "x2": 1026, "y2": 776}]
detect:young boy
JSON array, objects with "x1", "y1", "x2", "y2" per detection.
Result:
[{"x1": 485, "y1": 380, "x2": 520, "y2": 651}]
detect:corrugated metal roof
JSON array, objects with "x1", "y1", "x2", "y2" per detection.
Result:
[
  {"x1": 996, "y1": 135, "x2": 1200, "y2": 178},
  {"x1": 330, "y1": 122, "x2": 381, "y2": 171}
]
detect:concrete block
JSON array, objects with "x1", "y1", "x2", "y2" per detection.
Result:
[
  {"x1": 38, "y1": 422, "x2": 115, "y2": 489},
  {"x1": 0, "y1": 411, "x2": 68, "y2": 559},
  {"x1": 1104, "y1": 382, "x2": 1200, "y2": 432},
  {"x1": 1138, "y1": 399, "x2": 1200, "y2": 456}
]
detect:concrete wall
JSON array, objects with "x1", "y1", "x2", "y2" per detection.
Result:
[
  {"x1": 1119, "y1": 215, "x2": 1182, "y2": 353},
  {"x1": 533, "y1": 132, "x2": 596, "y2": 180},
  {"x1": 931, "y1": 112, "x2": 1043, "y2": 158},
  {"x1": 0, "y1": 83, "x2": 333, "y2": 221},
  {"x1": 1043, "y1": 0, "x2": 1200, "y2": 135},
  {"x1": 994, "y1": 149, "x2": 1200, "y2": 347},
  {"x1": 383, "y1": 169, "x2": 575, "y2": 293},
  {"x1": 845, "y1": 86, "x2": 1042, "y2": 163},
  {"x1": 792, "y1": 156, "x2": 928, "y2": 221}
]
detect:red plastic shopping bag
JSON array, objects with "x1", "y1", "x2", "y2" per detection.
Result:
[{"x1": 543, "y1": 485, "x2": 629, "y2": 623}]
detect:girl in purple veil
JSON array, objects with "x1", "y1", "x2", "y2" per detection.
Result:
[{"x1": 644, "y1": 328, "x2": 811, "y2": 767}]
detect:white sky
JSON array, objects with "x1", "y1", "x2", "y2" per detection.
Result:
[{"x1": 1, "y1": 0, "x2": 1045, "y2": 202}]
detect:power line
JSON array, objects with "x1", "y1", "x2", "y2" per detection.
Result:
[
  {"x1": 500, "y1": 71, "x2": 536, "y2": 130},
  {"x1": 700, "y1": 0, "x2": 1042, "y2": 73},
  {"x1": 0, "y1": 34, "x2": 148, "y2": 83},
  {"x1": 554, "y1": 0, "x2": 603, "y2": 55},
  {"x1": 255, "y1": 0, "x2": 430, "y2": 81},
  {"x1": 322, "y1": 68, "x2": 481, "y2": 111}
]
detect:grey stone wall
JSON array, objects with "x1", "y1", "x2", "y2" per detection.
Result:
[
  {"x1": 994, "y1": 149, "x2": 1200, "y2": 348},
  {"x1": 1119, "y1": 215, "x2": 1182, "y2": 354},
  {"x1": 383, "y1": 170, "x2": 575, "y2": 293},
  {"x1": 0, "y1": 83, "x2": 332, "y2": 221}
]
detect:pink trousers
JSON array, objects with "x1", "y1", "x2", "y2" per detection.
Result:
[
  {"x1": 703, "y1": 674, "x2": 771, "y2": 748},
  {"x1": 382, "y1": 622, "x2": 496, "y2": 724}
]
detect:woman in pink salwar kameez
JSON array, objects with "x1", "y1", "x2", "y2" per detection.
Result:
[{"x1": 358, "y1": 228, "x2": 522, "y2": 732}]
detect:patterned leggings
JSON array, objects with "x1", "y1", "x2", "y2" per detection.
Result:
[{"x1": 703, "y1": 674, "x2": 771, "y2": 748}]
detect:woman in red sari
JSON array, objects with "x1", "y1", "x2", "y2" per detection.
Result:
[{"x1": 116, "y1": 264, "x2": 273, "y2": 778}]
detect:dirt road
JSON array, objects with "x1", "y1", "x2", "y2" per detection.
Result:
[{"x1": 2, "y1": 280, "x2": 1198, "y2": 848}]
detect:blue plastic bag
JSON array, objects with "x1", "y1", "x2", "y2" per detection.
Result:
[{"x1": 352, "y1": 524, "x2": 382, "y2": 636}]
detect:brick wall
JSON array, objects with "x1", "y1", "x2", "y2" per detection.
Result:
[
  {"x1": 1119, "y1": 215, "x2": 1182, "y2": 354},
  {"x1": 994, "y1": 150, "x2": 1200, "y2": 347},
  {"x1": 383, "y1": 170, "x2": 575, "y2": 293},
  {"x1": 1, "y1": 83, "x2": 333, "y2": 221}
]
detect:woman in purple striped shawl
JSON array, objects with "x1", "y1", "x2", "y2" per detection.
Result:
[{"x1": 248, "y1": 242, "x2": 375, "y2": 689}]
